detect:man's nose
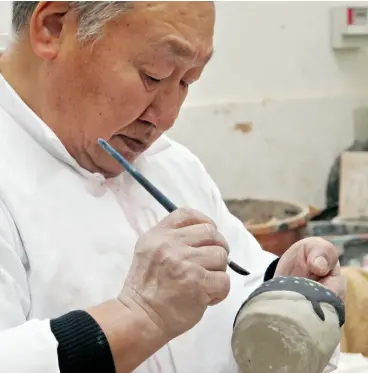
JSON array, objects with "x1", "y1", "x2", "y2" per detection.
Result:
[{"x1": 139, "y1": 87, "x2": 183, "y2": 131}]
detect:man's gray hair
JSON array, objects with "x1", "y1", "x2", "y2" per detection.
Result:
[{"x1": 12, "y1": 1, "x2": 131, "y2": 41}]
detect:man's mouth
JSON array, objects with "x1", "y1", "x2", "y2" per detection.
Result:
[{"x1": 117, "y1": 134, "x2": 148, "y2": 153}]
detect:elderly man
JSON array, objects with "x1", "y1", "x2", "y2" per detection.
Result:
[{"x1": 0, "y1": 2, "x2": 344, "y2": 373}]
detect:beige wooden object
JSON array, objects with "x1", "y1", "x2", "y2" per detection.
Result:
[{"x1": 339, "y1": 151, "x2": 368, "y2": 217}]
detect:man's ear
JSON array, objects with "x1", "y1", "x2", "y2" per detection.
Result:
[{"x1": 29, "y1": 1, "x2": 71, "y2": 60}]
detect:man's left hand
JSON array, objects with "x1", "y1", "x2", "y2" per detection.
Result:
[{"x1": 274, "y1": 237, "x2": 346, "y2": 300}]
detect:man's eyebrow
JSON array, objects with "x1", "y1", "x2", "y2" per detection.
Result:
[
  {"x1": 161, "y1": 38, "x2": 214, "y2": 63},
  {"x1": 166, "y1": 39, "x2": 195, "y2": 58}
]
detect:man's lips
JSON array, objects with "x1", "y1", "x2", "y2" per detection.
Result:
[{"x1": 117, "y1": 134, "x2": 148, "y2": 153}]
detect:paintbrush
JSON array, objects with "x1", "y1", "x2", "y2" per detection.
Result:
[{"x1": 98, "y1": 138, "x2": 250, "y2": 276}]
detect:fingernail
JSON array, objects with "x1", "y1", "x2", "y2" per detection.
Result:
[{"x1": 313, "y1": 256, "x2": 329, "y2": 274}]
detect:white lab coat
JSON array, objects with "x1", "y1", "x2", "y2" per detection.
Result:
[{"x1": 0, "y1": 74, "x2": 338, "y2": 373}]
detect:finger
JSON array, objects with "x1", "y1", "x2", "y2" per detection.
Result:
[
  {"x1": 318, "y1": 273, "x2": 346, "y2": 301},
  {"x1": 159, "y1": 207, "x2": 217, "y2": 230},
  {"x1": 203, "y1": 271, "x2": 230, "y2": 306},
  {"x1": 319, "y1": 261, "x2": 346, "y2": 300},
  {"x1": 187, "y1": 246, "x2": 228, "y2": 272},
  {"x1": 174, "y1": 224, "x2": 229, "y2": 254},
  {"x1": 303, "y1": 237, "x2": 339, "y2": 276}
]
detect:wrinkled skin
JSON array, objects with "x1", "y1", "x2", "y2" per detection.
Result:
[
  {"x1": 275, "y1": 237, "x2": 346, "y2": 301},
  {"x1": 120, "y1": 208, "x2": 231, "y2": 339},
  {"x1": 1, "y1": 1, "x2": 214, "y2": 177}
]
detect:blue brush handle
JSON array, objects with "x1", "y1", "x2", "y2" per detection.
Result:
[
  {"x1": 128, "y1": 171, "x2": 177, "y2": 213},
  {"x1": 98, "y1": 138, "x2": 177, "y2": 212},
  {"x1": 97, "y1": 138, "x2": 250, "y2": 276}
]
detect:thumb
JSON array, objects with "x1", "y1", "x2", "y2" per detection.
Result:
[
  {"x1": 309, "y1": 256, "x2": 329, "y2": 276},
  {"x1": 305, "y1": 238, "x2": 339, "y2": 277}
]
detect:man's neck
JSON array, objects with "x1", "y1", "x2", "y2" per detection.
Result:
[{"x1": 0, "y1": 43, "x2": 40, "y2": 116}]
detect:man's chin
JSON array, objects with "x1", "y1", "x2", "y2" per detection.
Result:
[
  {"x1": 84, "y1": 144, "x2": 137, "y2": 177},
  {"x1": 95, "y1": 160, "x2": 128, "y2": 178},
  {"x1": 95, "y1": 153, "x2": 142, "y2": 179}
]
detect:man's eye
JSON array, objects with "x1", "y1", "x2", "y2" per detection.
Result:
[{"x1": 145, "y1": 74, "x2": 162, "y2": 84}]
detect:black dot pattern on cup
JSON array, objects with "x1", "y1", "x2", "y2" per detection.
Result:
[{"x1": 233, "y1": 276, "x2": 345, "y2": 329}]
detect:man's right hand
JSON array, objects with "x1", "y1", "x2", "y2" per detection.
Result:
[{"x1": 119, "y1": 208, "x2": 231, "y2": 340}]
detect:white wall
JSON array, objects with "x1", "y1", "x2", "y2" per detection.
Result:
[
  {"x1": 186, "y1": 1, "x2": 368, "y2": 104},
  {"x1": 0, "y1": 1, "x2": 11, "y2": 51},
  {"x1": 170, "y1": 1, "x2": 368, "y2": 207},
  {"x1": 0, "y1": 1, "x2": 11, "y2": 29},
  {"x1": 1, "y1": 1, "x2": 368, "y2": 207}
]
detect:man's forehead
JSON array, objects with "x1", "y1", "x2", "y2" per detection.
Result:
[{"x1": 118, "y1": 1, "x2": 215, "y2": 64}]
